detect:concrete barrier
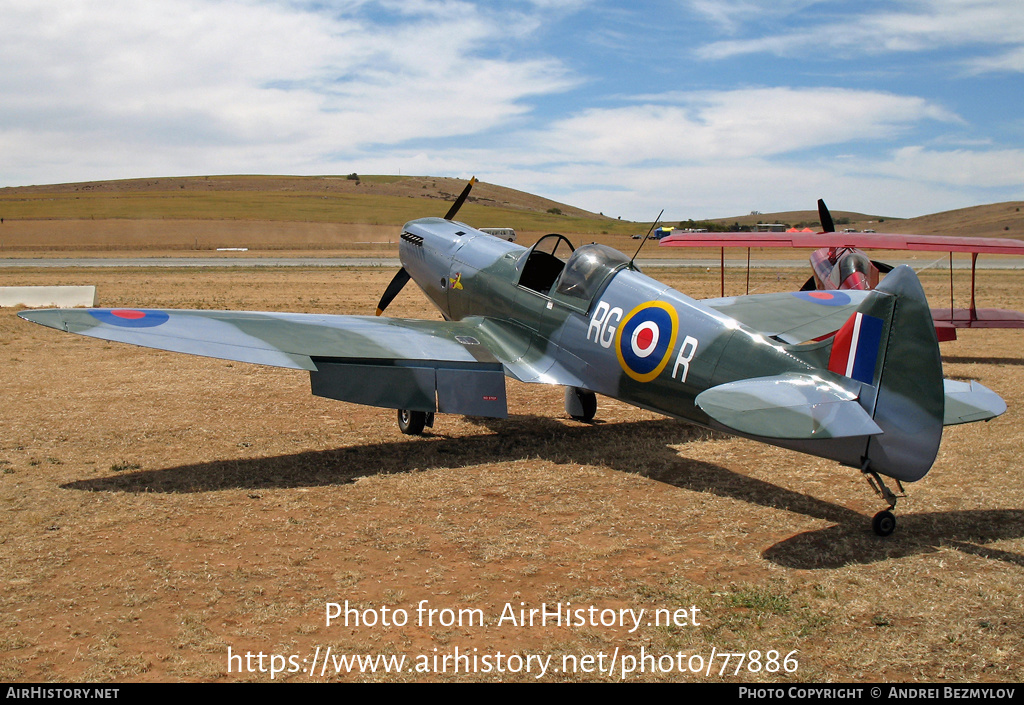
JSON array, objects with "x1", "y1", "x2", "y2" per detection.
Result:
[{"x1": 0, "y1": 286, "x2": 96, "y2": 308}]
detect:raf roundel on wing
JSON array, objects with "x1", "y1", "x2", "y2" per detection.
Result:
[
  {"x1": 89, "y1": 309, "x2": 171, "y2": 328},
  {"x1": 791, "y1": 290, "x2": 852, "y2": 307}
]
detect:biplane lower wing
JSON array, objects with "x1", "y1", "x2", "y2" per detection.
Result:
[{"x1": 931, "y1": 307, "x2": 1024, "y2": 329}]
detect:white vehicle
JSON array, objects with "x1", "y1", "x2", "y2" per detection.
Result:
[{"x1": 479, "y1": 227, "x2": 517, "y2": 242}]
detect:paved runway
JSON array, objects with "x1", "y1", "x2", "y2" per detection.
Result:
[
  {"x1": 0, "y1": 257, "x2": 404, "y2": 268},
  {"x1": 2, "y1": 256, "x2": 1023, "y2": 269}
]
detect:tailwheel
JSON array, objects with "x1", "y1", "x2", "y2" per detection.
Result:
[
  {"x1": 397, "y1": 409, "x2": 430, "y2": 435},
  {"x1": 862, "y1": 463, "x2": 905, "y2": 536},
  {"x1": 872, "y1": 510, "x2": 896, "y2": 537}
]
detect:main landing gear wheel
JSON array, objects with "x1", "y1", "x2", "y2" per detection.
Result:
[
  {"x1": 397, "y1": 409, "x2": 427, "y2": 435},
  {"x1": 872, "y1": 510, "x2": 896, "y2": 537},
  {"x1": 565, "y1": 387, "x2": 597, "y2": 422}
]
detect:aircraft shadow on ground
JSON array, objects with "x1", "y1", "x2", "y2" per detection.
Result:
[
  {"x1": 62, "y1": 415, "x2": 1024, "y2": 570},
  {"x1": 942, "y1": 355, "x2": 1024, "y2": 367},
  {"x1": 762, "y1": 511, "x2": 1024, "y2": 569}
]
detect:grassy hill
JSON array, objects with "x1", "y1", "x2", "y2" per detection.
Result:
[
  {"x1": 1, "y1": 175, "x2": 1020, "y2": 254},
  {"x1": 710, "y1": 202, "x2": 1024, "y2": 239},
  {"x1": 880, "y1": 202, "x2": 1024, "y2": 239},
  {"x1": 0, "y1": 175, "x2": 640, "y2": 236},
  {"x1": 707, "y1": 208, "x2": 887, "y2": 231}
]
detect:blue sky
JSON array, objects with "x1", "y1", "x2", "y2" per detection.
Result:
[{"x1": 1, "y1": 0, "x2": 1021, "y2": 219}]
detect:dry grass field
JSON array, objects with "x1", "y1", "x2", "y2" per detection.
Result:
[{"x1": 1, "y1": 262, "x2": 1022, "y2": 683}]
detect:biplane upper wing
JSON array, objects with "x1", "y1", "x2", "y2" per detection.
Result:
[
  {"x1": 659, "y1": 231, "x2": 1024, "y2": 254},
  {"x1": 664, "y1": 230, "x2": 1024, "y2": 334}
]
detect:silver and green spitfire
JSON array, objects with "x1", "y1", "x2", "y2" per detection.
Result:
[{"x1": 20, "y1": 182, "x2": 1006, "y2": 535}]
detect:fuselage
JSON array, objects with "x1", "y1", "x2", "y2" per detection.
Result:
[
  {"x1": 810, "y1": 246, "x2": 879, "y2": 290},
  {"x1": 399, "y1": 218, "x2": 820, "y2": 427}
]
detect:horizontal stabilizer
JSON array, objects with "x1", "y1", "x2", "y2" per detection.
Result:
[
  {"x1": 696, "y1": 373, "x2": 882, "y2": 440},
  {"x1": 943, "y1": 379, "x2": 1006, "y2": 425}
]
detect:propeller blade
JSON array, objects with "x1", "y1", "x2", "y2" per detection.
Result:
[
  {"x1": 871, "y1": 259, "x2": 895, "y2": 274},
  {"x1": 817, "y1": 199, "x2": 835, "y2": 233},
  {"x1": 376, "y1": 267, "x2": 411, "y2": 316},
  {"x1": 444, "y1": 176, "x2": 478, "y2": 220},
  {"x1": 800, "y1": 275, "x2": 817, "y2": 291}
]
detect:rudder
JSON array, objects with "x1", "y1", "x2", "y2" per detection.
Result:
[{"x1": 846, "y1": 266, "x2": 944, "y2": 482}]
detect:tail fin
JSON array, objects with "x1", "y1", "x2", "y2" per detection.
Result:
[{"x1": 842, "y1": 265, "x2": 944, "y2": 482}]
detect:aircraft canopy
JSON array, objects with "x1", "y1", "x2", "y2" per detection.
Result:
[{"x1": 553, "y1": 243, "x2": 632, "y2": 309}]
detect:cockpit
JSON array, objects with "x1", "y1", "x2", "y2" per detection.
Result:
[
  {"x1": 518, "y1": 234, "x2": 634, "y2": 312},
  {"x1": 518, "y1": 233, "x2": 575, "y2": 295}
]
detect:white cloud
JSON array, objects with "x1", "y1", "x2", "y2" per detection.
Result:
[
  {"x1": 872, "y1": 146, "x2": 1024, "y2": 188},
  {"x1": 532, "y1": 88, "x2": 959, "y2": 166},
  {"x1": 0, "y1": 0, "x2": 575, "y2": 183},
  {"x1": 0, "y1": 1, "x2": 1019, "y2": 223},
  {"x1": 966, "y1": 46, "x2": 1024, "y2": 73},
  {"x1": 491, "y1": 156, "x2": 1003, "y2": 222},
  {"x1": 685, "y1": 0, "x2": 817, "y2": 34},
  {"x1": 695, "y1": 0, "x2": 1024, "y2": 72},
  {"x1": 342, "y1": 121, "x2": 1017, "y2": 221}
]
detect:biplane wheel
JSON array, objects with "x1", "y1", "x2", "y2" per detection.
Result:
[
  {"x1": 872, "y1": 510, "x2": 896, "y2": 537},
  {"x1": 397, "y1": 409, "x2": 427, "y2": 436}
]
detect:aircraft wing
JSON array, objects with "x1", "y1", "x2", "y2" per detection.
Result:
[
  {"x1": 660, "y1": 231, "x2": 1024, "y2": 254},
  {"x1": 19, "y1": 308, "x2": 515, "y2": 418},
  {"x1": 702, "y1": 290, "x2": 871, "y2": 344}
]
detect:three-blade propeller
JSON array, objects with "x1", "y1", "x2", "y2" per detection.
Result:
[{"x1": 375, "y1": 176, "x2": 477, "y2": 316}]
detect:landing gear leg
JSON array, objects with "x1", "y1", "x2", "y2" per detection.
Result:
[
  {"x1": 565, "y1": 387, "x2": 597, "y2": 422},
  {"x1": 397, "y1": 409, "x2": 434, "y2": 435},
  {"x1": 862, "y1": 462, "x2": 906, "y2": 537}
]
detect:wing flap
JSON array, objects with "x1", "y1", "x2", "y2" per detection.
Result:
[
  {"x1": 310, "y1": 359, "x2": 508, "y2": 418},
  {"x1": 696, "y1": 373, "x2": 882, "y2": 440}
]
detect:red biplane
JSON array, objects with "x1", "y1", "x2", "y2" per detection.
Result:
[{"x1": 659, "y1": 200, "x2": 1024, "y2": 341}]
